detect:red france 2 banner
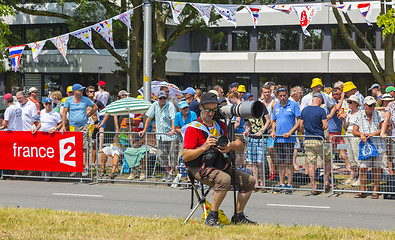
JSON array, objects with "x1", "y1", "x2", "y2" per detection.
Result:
[{"x1": 0, "y1": 131, "x2": 83, "y2": 172}]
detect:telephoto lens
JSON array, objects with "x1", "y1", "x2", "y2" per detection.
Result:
[
  {"x1": 217, "y1": 136, "x2": 229, "y2": 148},
  {"x1": 219, "y1": 100, "x2": 264, "y2": 119}
]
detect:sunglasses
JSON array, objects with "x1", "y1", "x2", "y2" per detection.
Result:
[
  {"x1": 158, "y1": 97, "x2": 167, "y2": 100},
  {"x1": 203, "y1": 108, "x2": 217, "y2": 113},
  {"x1": 347, "y1": 101, "x2": 354, "y2": 104},
  {"x1": 366, "y1": 104, "x2": 375, "y2": 107},
  {"x1": 32, "y1": 91, "x2": 38, "y2": 93},
  {"x1": 88, "y1": 90, "x2": 95, "y2": 93},
  {"x1": 44, "y1": 102, "x2": 51, "y2": 105},
  {"x1": 277, "y1": 88, "x2": 286, "y2": 93}
]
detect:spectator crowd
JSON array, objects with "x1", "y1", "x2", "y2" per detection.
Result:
[{"x1": 1, "y1": 79, "x2": 395, "y2": 200}]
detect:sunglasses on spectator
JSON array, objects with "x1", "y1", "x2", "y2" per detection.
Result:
[
  {"x1": 347, "y1": 101, "x2": 354, "y2": 104},
  {"x1": 203, "y1": 108, "x2": 217, "y2": 113},
  {"x1": 277, "y1": 87, "x2": 286, "y2": 93},
  {"x1": 164, "y1": 91, "x2": 169, "y2": 93},
  {"x1": 32, "y1": 91, "x2": 38, "y2": 93},
  {"x1": 366, "y1": 104, "x2": 375, "y2": 107},
  {"x1": 44, "y1": 102, "x2": 51, "y2": 105},
  {"x1": 88, "y1": 90, "x2": 95, "y2": 93},
  {"x1": 262, "y1": 85, "x2": 269, "y2": 88},
  {"x1": 159, "y1": 97, "x2": 167, "y2": 100}
]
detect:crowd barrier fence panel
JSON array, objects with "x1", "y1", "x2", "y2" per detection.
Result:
[{"x1": 330, "y1": 135, "x2": 395, "y2": 196}]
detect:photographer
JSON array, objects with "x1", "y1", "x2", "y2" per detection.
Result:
[{"x1": 182, "y1": 92, "x2": 256, "y2": 227}]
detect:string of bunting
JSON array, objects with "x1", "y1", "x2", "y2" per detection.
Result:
[{"x1": 8, "y1": 1, "x2": 382, "y2": 72}]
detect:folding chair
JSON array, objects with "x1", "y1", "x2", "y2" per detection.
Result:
[{"x1": 183, "y1": 171, "x2": 212, "y2": 224}]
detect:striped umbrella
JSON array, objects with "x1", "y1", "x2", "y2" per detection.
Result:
[{"x1": 98, "y1": 97, "x2": 152, "y2": 116}]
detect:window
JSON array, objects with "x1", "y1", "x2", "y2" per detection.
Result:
[
  {"x1": 331, "y1": 28, "x2": 350, "y2": 49},
  {"x1": 304, "y1": 29, "x2": 322, "y2": 50},
  {"x1": 8, "y1": 25, "x2": 22, "y2": 46},
  {"x1": 213, "y1": 32, "x2": 228, "y2": 51},
  {"x1": 232, "y1": 30, "x2": 249, "y2": 51},
  {"x1": 280, "y1": 29, "x2": 300, "y2": 50},
  {"x1": 356, "y1": 27, "x2": 376, "y2": 49},
  {"x1": 25, "y1": 27, "x2": 41, "y2": 45},
  {"x1": 258, "y1": 29, "x2": 276, "y2": 50},
  {"x1": 43, "y1": 25, "x2": 62, "y2": 50}
]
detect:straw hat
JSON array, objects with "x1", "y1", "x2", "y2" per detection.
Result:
[
  {"x1": 378, "y1": 93, "x2": 394, "y2": 106},
  {"x1": 346, "y1": 95, "x2": 361, "y2": 107}
]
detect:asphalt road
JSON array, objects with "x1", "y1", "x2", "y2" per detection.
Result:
[{"x1": 0, "y1": 180, "x2": 394, "y2": 231}]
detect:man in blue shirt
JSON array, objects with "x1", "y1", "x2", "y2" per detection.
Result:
[
  {"x1": 270, "y1": 86, "x2": 300, "y2": 194},
  {"x1": 174, "y1": 101, "x2": 197, "y2": 134},
  {"x1": 300, "y1": 93, "x2": 331, "y2": 194},
  {"x1": 60, "y1": 83, "x2": 98, "y2": 176}
]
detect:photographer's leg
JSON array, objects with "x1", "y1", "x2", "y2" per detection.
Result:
[
  {"x1": 211, "y1": 190, "x2": 227, "y2": 212},
  {"x1": 236, "y1": 191, "x2": 252, "y2": 213}
]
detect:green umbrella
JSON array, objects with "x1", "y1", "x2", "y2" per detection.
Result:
[{"x1": 98, "y1": 97, "x2": 152, "y2": 116}]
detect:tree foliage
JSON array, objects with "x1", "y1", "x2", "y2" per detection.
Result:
[
  {"x1": 0, "y1": 3, "x2": 14, "y2": 72},
  {"x1": 377, "y1": 8, "x2": 395, "y2": 38}
]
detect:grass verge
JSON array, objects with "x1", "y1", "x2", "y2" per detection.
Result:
[{"x1": 0, "y1": 207, "x2": 393, "y2": 239}]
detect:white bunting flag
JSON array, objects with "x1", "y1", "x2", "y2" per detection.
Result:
[
  {"x1": 190, "y1": 3, "x2": 213, "y2": 26},
  {"x1": 245, "y1": 5, "x2": 262, "y2": 28},
  {"x1": 27, "y1": 40, "x2": 46, "y2": 63},
  {"x1": 357, "y1": 3, "x2": 373, "y2": 26},
  {"x1": 268, "y1": 5, "x2": 293, "y2": 14},
  {"x1": 93, "y1": 19, "x2": 114, "y2": 48},
  {"x1": 332, "y1": 4, "x2": 351, "y2": 13},
  {"x1": 71, "y1": 28, "x2": 99, "y2": 54},
  {"x1": 293, "y1": 5, "x2": 322, "y2": 36},
  {"x1": 113, "y1": 9, "x2": 133, "y2": 30},
  {"x1": 50, "y1": 34, "x2": 69, "y2": 64},
  {"x1": 214, "y1": 4, "x2": 239, "y2": 27},
  {"x1": 168, "y1": 1, "x2": 187, "y2": 24}
]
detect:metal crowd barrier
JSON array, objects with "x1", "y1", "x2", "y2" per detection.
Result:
[
  {"x1": 1, "y1": 131, "x2": 94, "y2": 182},
  {"x1": 96, "y1": 131, "x2": 186, "y2": 186},
  {"x1": 330, "y1": 135, "x2": 395, "y2": 197}
]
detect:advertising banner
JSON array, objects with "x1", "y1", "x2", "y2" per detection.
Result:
[{"x1": 0, "y1": 131, "x2": 83, "y2": 172}]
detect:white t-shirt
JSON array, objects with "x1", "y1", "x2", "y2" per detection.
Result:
[
  {"x1": 3, "y1": 104, "x2": 23, "y2": 131},
  {"x1": 345, "y1": 110, "x2": 361, "y2": 132},
  {"x1": 40, "y1": 109, "x2": 62, "y2": 132},
  {"x1": 300, "y1": 92, "x2": 334, "y2": 114},
  {"x1": 19, "y1": 101, "x2": 38, "y2": 131}
]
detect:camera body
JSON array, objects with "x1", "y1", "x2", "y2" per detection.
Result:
[{"x1": 201, "y1": 136, "x2": 229, "y2": 169}]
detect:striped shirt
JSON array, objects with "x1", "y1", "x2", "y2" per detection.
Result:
[
  {"x1": 354, "y1": 110, "x2": 385, "y2": 153},
  {"x1": 145, "y1": 101, "x2": 177, "y2": 141}
]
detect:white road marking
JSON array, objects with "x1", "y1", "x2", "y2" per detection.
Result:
[
  {"x1": 267, "y1": 204, "x2": 330, "y2": 209},
  {"x1": 52, "y1": 193, "x2": 103, "y2": 198}
]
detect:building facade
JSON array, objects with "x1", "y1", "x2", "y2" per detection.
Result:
[{"x1": 0, "y1": 1, "x2": 384, "y2": 107}]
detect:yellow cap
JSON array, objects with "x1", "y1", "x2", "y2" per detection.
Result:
[
  {"x1": 67, "y1": 86, "x2": 73, "y2": 92},
  {"x1": 237, "y1": 85, "x2": 246, "y2": 93},
  {"x1": 137, "y1": 95, "x2": 143, "y2": 100},
  {"x1": 310, "y1": 78, "x2": 323, "y2": 88},
  {"x1": 343, "y1": 81, "x2": 357, "y2": 93}
]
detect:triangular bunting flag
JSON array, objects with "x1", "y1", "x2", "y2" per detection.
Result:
[
  {"x1": 50, "y1": 34, "x2": 69, "y2": 64},
  {"x1": 113, "y1": 9, "x2": 133, "y2": 30},
  {"x1": 268, "y1": 5, "x2": 293, "y2": 14},
  {"x1": 93, "y1": 19, "x2": 115, "y2": 48},
  {"x1": 168, "y1": 1, "x2": 187, "y2": 24},
  {"x1": 357, "y1": 3, "x2": 373, "y2": 26},
  {"x1": 331, "y1": 4, "x2": 351, "y2": 14},
  {"x1": 27, "y1": 40, "x2": 46, "y2": 63},
  {"x1": 245, "y1": 5, "x2": 262, "y2": 28},
  {"x1": 71, "y1": 28, "x2": 99, "y2": 54},
  {"x1": 293, "y1": 5, "x2": 322, "y2": 36},
  {"x1": 214, "y1": 4, "x2": 239, "y2": 27},
  {"x1": 8, "y1": 44, "x2": 25, "y2": 72},
  {"x1": 189, "y1": 3, "x2": 213, "y2": 26}
]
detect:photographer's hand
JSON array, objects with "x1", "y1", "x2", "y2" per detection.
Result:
[
  {"x1": 218, "y1": 142, "x2": 230, "y2": 154},
  {"x1": 203, "y1": 135, "x2": 218, "y2": 151}
]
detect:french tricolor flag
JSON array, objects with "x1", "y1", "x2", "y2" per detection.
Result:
[
  {"x1": 245, "y1": 6, "x2": 262, "y2": 28},
  {"x1": 8, "y1": 44, "x2": 26, "y2": 72},
  {"x1": 357, "y1": 3, "x2": 373, "y2": 26}
]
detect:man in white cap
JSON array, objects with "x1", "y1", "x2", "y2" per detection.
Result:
[
  {"x1": 139, "y1": 90, "x2": 178, "y2": 182},
  {"x1": 369, "y1": 83, "x2": 382, "y2": 100},
  {"x1": 353, "y1": 96, "x2": 385, "y2": 199},
  {"x1": 28, "y1": 87, "x2": 40, "y2": 114},
  {"x1": 16, "y1": 91, "x2": 38, "y2": 131}
]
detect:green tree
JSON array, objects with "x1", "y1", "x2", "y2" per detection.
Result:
[
  {"x1": 331, "y1": 0, "x2": 394, "y2": 84},
  {"x1": 2, "y1": 0, "x2": 254, "y2": 94},
  {"x1": 0, "y1": 4, "x2": 14, "y2": 72}
]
